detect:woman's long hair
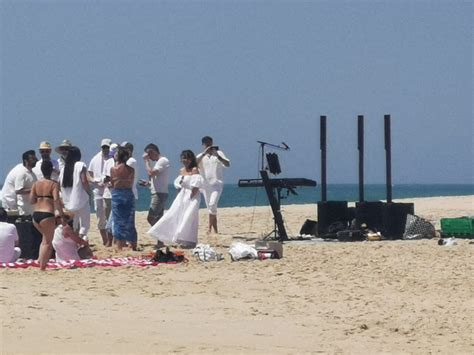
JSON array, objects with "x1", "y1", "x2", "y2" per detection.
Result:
[
  {"x1": 62, "y1": 146, "x2": 81, "y2": 188},
  {"x1": 180, "y1": 150, "x2": 197, "y2": 170}
]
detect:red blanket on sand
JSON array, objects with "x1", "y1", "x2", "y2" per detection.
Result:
[{"x1": 0, "y1": 256, "x2": 177, "y2": 269}]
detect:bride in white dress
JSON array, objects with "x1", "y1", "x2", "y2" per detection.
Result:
[{"x1": 147, "y1": 150, "x2": 203, "y2": 248}]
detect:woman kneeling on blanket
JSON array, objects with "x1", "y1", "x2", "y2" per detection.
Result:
[{"x1": 52, "y1": 213, "x2": 93, "y2": 262}]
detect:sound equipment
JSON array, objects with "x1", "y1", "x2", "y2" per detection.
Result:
[
  {"x1": 355, "y1": 201, "x2": 384, "y2": 230},
  {"x1": 15, "y1": 218, "x2": 42, "y2": 259},
  {"x1": 317, "y1": 116, "x2": 350, "y2": 237},
  {"x1": 317, "y1": 201, "x2": 350, "y2": 236},
  {"x1": 382, "y1": 202, "x2": 414, "y2": 239},
  {"x1": 381, "y1": 115, "x2": 415, "y2": 239},
  {"x1": 239, "y1": 141, "x2": 317, "y2": 241},
  {"x1": 238, "y1": 177, "x2": 316, "y2": 189}
]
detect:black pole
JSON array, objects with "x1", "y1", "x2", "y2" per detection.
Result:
[
  {"x1": 358, "y1": 115, "x2": 364, "y2": 202},
  {"x1": 384, "y1": 114, "x2": 393, "y2": 203},
  {"x1": 320, "y1": 115, "x2": 327, "y2": 202}
]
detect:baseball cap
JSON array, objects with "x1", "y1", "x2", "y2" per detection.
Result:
[{"x1": 101, "y1": 138, "x2": 112, "y2": 147}]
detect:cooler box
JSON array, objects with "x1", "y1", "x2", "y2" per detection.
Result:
[{"x1": 440, "y1": 217, "x2": 474, "y2": 238}]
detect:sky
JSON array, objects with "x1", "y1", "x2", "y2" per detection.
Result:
[{"x1": 0, "y1": 0, "x2": 472, "y2": 185}]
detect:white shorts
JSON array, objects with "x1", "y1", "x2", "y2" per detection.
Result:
[{"x1": 202, "y1": 184, "x2": 223, "y2": 215}]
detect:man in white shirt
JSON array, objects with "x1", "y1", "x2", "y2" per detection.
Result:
[
  {"x1": 88, "y1": 138, "x2": 112, "y2": 245},
  {"x1": 141, "y1": 143, "x2": 170, "y2": 226},
  {"x1": 196, "y1": 136, "x2": 230, "y2": 234},
  {"x1": 1, "y1": 150, "x2": 38, "y2": 215},
  {"x1": 33, "y1": 141, "x2": 60, "y2": 181},
  {"x1": 0, "y1": 208, "x2": 21, "y2": 263}
]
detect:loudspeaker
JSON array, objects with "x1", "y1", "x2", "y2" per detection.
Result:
[
  {"x1": 15, "y1": 220, "x2": 42, "y2": 259},
  {"x1": 299, "y1": 219, "x2": 318, "y2": 236},
  {"x1": 317, "y1": 201, "x2": 349, "y2": 235},
  {"x1": 355, "y1": 201, "x2": 384, "y2": 231},
  {"x1": 382, "y1": 202, "x2": 415, "y2": 239}
]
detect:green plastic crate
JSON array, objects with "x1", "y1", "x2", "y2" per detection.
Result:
[{"x1": 440, "y1": 217, "x2": 474, "y2": 238}]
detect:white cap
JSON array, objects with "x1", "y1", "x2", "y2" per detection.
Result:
[{"x1": 101, "y1": 138, "x2": 112, "y2": 147}]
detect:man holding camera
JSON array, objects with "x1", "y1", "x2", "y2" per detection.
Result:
[{"x1": 196, "y1": 136, "x2": 230, "y2": 234}]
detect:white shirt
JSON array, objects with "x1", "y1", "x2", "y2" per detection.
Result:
[
  {"x1": 60, "y1": 162, "x2": 89, "y2": 211},
  {"x1": 102, "y1": 158, "x2": 115, "y2": 199},
  {"x1": 0, "y1": 222, "x2": 19, "y2": 263},
  {"x1": 52, "y1": 224, "x2": 80, "y2": 262},
  {"x1": 126, "y1": 157, "x2": 138, "y2": 199},
  {"x1": 33, "y1": 159, "x2": 60, "y2": 181},
  {"x1": 1, "y1": 164, "x2": 37, "y2": 215},
  {"x1": 149, "y1": 156, "x2": 170, "y2": 194},
  {"x1": 197, "y1": 150, "x2": 230, "y2": 186},
  {"x1": 88, "y1": 152, "x2": 109, "y2": 199}
]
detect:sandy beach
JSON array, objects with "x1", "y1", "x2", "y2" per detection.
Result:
[{"x1": 1, "y1": 195, "x2": 473, "y2": 354}]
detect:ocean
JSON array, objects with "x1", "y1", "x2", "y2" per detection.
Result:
[{"x1": 135, "y1": 184, "x2": 474, "y2": 212}]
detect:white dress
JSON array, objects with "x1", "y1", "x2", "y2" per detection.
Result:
[{"x1": 147, "y1": 174, "x2": 203, "y2": 248}]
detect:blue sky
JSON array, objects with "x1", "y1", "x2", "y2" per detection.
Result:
[{"x1": 1, "y1": 0, "x2": 472, "y2": 184}]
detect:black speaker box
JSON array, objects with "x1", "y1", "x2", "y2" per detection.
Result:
[
  {"x1": 15, "y1": 220, "x2": 42, "y2": 259},
  {"x1": 355, "y1": 201, "x2": 384, "y2": 231},
  {"x1": 382, "y1": 202, "x2": 415, "y2": 239},
  {"x1": 317, "y1": 201, "x2": 349, "y2": 235}
]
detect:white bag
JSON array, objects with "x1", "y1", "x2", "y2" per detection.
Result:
[
  {"x1": 228, "y1": 242, "x2": 258, "y2": 261},
  {"x1": 193, "y1": 244, "x2": 223, "y2": 262}
]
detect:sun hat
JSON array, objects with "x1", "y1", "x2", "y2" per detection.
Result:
[
  {"x1": 55, "y1": 139, "x2": 73, "y2": 153},
  {"x1": 101, "y1": 138, "x2": 112, "y2": 147},
  {"x1": 38, "y1": 141, "x2": 52, "y2": 150}
]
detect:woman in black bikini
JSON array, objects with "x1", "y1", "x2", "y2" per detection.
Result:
[{"x1": 30, "y1": 161, "x2": 65, "y2": 270}]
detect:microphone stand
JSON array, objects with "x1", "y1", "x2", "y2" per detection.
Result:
[{"x1": 257, "y1": 140, "x2": 289, "y2": 171}]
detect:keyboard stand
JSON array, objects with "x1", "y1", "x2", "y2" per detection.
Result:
[{"x1": 260, "y1": 170, "x2": 289, "y2": 241}]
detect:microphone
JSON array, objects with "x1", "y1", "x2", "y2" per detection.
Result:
[{"x1": 281, "y1": 142, "x2": 290, "y2": 150}]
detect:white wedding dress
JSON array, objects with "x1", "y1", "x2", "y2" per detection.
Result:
[{"x1": 147, "y1": 174, "x2": 203, "y2": 248}]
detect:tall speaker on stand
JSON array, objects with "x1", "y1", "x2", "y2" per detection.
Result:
[
  {"x1": 381, "y1": 115, "x2": 414, "y2": 239},
  {"x1": 317, "y1": 116, "x2": 350, "y2": 236}
]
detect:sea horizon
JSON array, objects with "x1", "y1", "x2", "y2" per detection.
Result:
[
  {"x1": 1, "y1": 183, "x2": 472, "y2": 212},
  {"x1": 135, "y1": 183, "x2": 474, "y2": 211}
]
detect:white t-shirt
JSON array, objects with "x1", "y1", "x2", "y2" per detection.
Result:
[
  {"x1": 60, "y1": 162, "x2": 90, "y2": 211},
  {"x1": 126, "y1": 157, "x2": 138, "y2": 200},
  {"x1": 33, "y1": 159, "x2": 60, "y2": 181},
  {"x1": 0, "y1": 222, "x2": 19, "y2": 263},
  {"x1": 88, "y1": 152, "x2": 109, "y2": 199},
  {"x1": 1, "y1": 164, "x2": 37, "y2": 215},
  {"x1": 149, "y1": 156, "x2": 170, "y2": 194},
  {"x1": 52, "y1": 224, "x2": 80, "y2": 262},
  {"x1": 196, "y1": 150, "x2": 230, "y2": 186},
  {"x1": 102, "y1": 158, "x2": 115, "y2": 199}
]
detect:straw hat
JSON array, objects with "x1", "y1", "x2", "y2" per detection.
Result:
[
  {"x1": 38, "y1": 141, "x2": 52, "y2": 150},
  {"x1": 55, "y1": 139, "x2": 72, "y2": 153}
]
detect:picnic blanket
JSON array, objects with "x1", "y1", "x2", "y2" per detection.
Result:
[{"x1": 0, "y1": 256, "x2": 182, "y2": 269}]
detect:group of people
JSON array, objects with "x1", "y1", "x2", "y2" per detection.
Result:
[{"x1": 0, "y1": 136, "x2": 230, "y2": 269}]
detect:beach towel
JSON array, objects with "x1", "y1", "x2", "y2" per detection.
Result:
[{"x1": 0, "y1": 256, "x2": 181, "y2": 269}]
